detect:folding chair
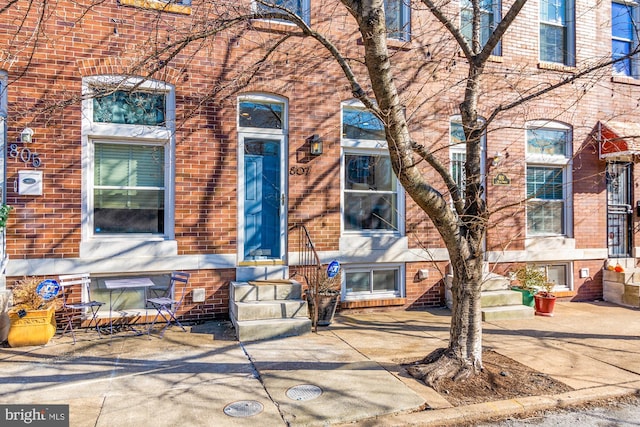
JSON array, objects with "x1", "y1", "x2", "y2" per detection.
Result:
[
  {"x1": 58, "y1": 273, "x2": 104, "y2": 344},
  {"x1": 146, "y1": 271, "x2": 190, "y2": 337}
]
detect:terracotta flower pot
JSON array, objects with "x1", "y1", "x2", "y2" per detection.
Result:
[{"x1": 534, "y1": 294, "x2": 556, "y2": 317}]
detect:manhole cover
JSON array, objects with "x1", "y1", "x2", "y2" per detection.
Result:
[
  {"x1": 223, "y1": 400, "x2": 263, "y2": 417},
  {"x1": 286, "y1": 384, "x2": 323, "y2": 401}
]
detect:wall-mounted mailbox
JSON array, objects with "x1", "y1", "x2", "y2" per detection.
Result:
[{"x1": 18, "y1": 170, "x2": 43, "y2": 196}]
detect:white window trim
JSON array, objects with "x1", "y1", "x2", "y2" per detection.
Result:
[
  {"x1": 612, "y1": 0, "x2": 640, "y2": 78},
  {"x1": 525, "y1": 121, "x2": 573, "y2": 238},
  {"x1": 237, "y1": 93, "x2": 289, "y2": 135},
  {"x1": 460, "y1": 0, "x2": 502, "y2": 55},
  {"x1": 340, "y1": 101, "x2": 405, "y2": 237},
  {"x1": 386, "y1": 0, "x2": 411, "y2": 42},
  {"x1": 529, "y1": 262, "x2": 573, "y2": 292},
  {"x1": 236, "y1": 93, "x2": 289, "y2": 264},
  {"x1": 341, "y1": 263, "x2": 405, "y2": 301},
  {"x1": 0, "y1": 72, "x2": 7, "y2": 274},
  {"x1": 449, "y1": 116, "x2": 487, "y2": 195},
  {"x1": 252, "y1": 0, "x2": 311, "y2": 25},
  {"x1": 81, "y1": 76, "x2": 176, "y2": 247},
  {"x1": 0, "y1": 71, "x2": 7, "y2": 118},
  {"x1": 539, "y1": 0, "x2": 576, "y2": 66}
]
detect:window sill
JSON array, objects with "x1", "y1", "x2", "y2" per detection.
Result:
[
  {"x1": 537, "y1": 62, "x2": 576, "y2": 73},
  {"x1": 612, "y1": 75, "x2": 640, "y2": 86},
  {"x1": 341, "y1": 297, "x2": 406, "y2": 309},
  {"x1": 80, "y1": 239, "x2": 178, "y2": 259},
  {"x1": 457, "y1": 51, "x2": 503, "y2": 63},
  {"x1": 357, "y1": 38, "x2": 412, "y2": 50},
  {"x1": 249, "y1": 19, "x2": 306, "y2": 35},
  {"x1": 119, "y1": 0, "x2": 192, "y2": 15}
]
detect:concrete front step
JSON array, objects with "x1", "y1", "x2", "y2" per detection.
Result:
[
  {"x1": 232, "y1": 317, "x2": 312, "y2": 342},
  {"x1": 623, "y1": 283, "x2": 640, "y2": 308},
  {"x1": 230, "y1": 299, "x2": 308, "y2": 321},
  {"x1": 482, "y1": 305, "x2": 535, "y2": 321},
  {"x1": 230, "y1": 280, "x2": 302, "y2": 302},
  {"x1": 481, "y1": 290, "x2": 523, "y2": 308}
]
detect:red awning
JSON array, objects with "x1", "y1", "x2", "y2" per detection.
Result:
[{"x1": 597, "y1": 121, "x2": 640, "y2": 160}]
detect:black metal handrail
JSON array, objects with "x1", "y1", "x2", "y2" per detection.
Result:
[{"x1": 289, "y1": 223, "x2": 323, "y2": 331}]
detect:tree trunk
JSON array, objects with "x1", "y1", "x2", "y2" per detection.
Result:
[
  {"x1": 341, "y1": 0, "x2": 488, "y2": 386},
  {"x1": 406, "y1": 255, "x2": 484, "y2": 388}
]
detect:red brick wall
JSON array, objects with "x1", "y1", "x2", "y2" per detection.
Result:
[{"x1": 1, "y1": 0, "x2": 635, "y2": 317}]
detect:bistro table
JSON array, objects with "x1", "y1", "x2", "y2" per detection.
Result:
[{"x1": 103, "y1": 277, "x2": 155, "y2": 338}]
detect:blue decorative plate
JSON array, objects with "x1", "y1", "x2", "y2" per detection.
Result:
[
  {"x1": 327, "y1": 260, "x2": 341, "y2": 278},
  {"x1": 36, "y1": 279, "x2": 60, "y2": 301}
]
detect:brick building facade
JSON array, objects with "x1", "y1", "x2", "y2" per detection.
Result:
[{"x1": 0, "y1": 0, "x2": 638, "y2": 324}]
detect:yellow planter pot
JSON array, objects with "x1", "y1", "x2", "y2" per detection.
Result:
[{"x1": 7, "y1": 306, "x2": 56, "y2": 347}]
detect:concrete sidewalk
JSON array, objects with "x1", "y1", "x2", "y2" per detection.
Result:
[{"x1": 0, "y1": 301, "x2": 638, "y2": 426}]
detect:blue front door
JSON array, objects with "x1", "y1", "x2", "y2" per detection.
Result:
[{"x1": 244, "y1": 138, "x2": 281, "y2": 260}]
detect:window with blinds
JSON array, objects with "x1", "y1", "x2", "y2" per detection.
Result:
[{"x1": 93, "y1": 143, "x2": 165, "y2": 234}]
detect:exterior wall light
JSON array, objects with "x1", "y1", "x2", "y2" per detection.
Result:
[
  {"x1": 309, "y1": 134, "x2": 323, "y2": 155},
  {"x1": 491, "y1": 151, "x2": 502, "y2": 167},
  {"x1": 20, "y1": 128, "x2": 34, "y2": 143}
]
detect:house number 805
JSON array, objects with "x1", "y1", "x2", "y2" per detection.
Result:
[
  {"x1": 8, "y1": 144, "x2": 41, "y2": 168},
  {"x1": 289, "y1": 166, "x2": 310, "y2": 176}
]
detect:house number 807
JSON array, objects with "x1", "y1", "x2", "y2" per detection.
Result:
[{"x1": 289, "y1": 166, "x2": 310, "y2": 176}]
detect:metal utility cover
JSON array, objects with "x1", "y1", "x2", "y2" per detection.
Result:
[
  {"x1": 286, "y1": 384, "x2": 323, "y2": 401},
  {"x1": 223, "y1": 400, "x2": 264, "y2": 417}
]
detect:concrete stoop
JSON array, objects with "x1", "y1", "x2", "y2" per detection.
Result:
[
  {"x1": 229, "y1": 280, "x2": 312, "y2": 341},
  {"x1": 481, "y1": 272, "x2": 534, "y2": 321},
  {"x1": 603, "y1": 266, "x2": 640, "y2": 308},
  {"x1": 449, "y1": 272, "x2": 534, "y2": 321}
]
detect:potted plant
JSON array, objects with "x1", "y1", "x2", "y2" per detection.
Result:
[
  {"x1": 533, "y1": 281, "x2": 557, "y2": 317},
  {"x1": 7, "y1": 276, "x2": 61, "y2": 347},
  {"x1": 305, "y1": 266, "x2": 342, "y2": 330},
  {"x1": 512, "y1": 265, "x2": 545, "y2": 307}
]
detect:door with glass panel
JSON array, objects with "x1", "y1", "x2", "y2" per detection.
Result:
[
  {"x1": 238, "y1": 96, "x2": 287, "y2": 263},
  {"x1": 606, "y1": 162, "x2": 633, "y2": 257},
  {"x1": 242, "y1": 137, "x2": 283, "y2": 260}
]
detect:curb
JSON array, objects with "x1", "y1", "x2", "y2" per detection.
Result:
[{"x1": 339, "y1": 383, "x2": 640, "y2": 426}]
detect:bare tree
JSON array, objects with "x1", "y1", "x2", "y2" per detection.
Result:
[{"x1": 249, "y1": 0, "x2": 636, "y2": 386}]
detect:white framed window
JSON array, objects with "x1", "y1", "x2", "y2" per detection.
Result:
[
  {"x1": 342, "y1": 264, "x2": 404, "y2": 300},
  {"x1": 385, "y1": 0, "x2": 411, "y2": 41},
  {"x1": 450, "y1": 121, "x2": 467, "y2": 198},
  {"x1": 540, "y1": 0, "x2": 575, "y2": 66},
  {"x1": 460, "y1": 0, "x2": 502, "y2": 55},
  {"x1": 449, "y1": 117, "x2": 486, "y2": 200},
  {"x1": 612, "y1": 1, "x2": 640, "y2": 77},
  {"x1": 0, "y1": 71, "x2": 7, "y2": 271},
  {"x1": 0, "y1": 70, "x2": 6, "y2": 118},
  {"x1": 81, "y1": 76, "x2": 175, "y2": 242},
  {"x1": 341, "y1": 102, "x2": 403, "y2": 235},
  {"x1": 255, "y1": 0, "x2": 311, "y2": 25},
  {"x1": 527, "y1": 263, "x2": 571, "y2": 292},
  {"x1": 525, "y1": 121, "x2": 572, "y2": 236}
]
